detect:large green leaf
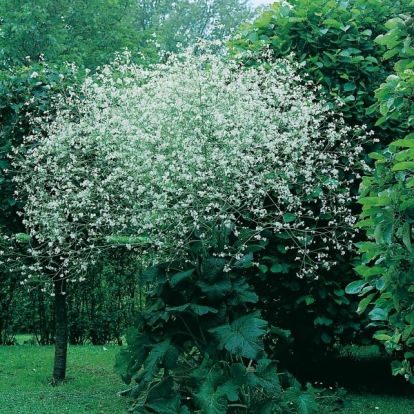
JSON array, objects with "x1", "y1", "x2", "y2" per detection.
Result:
[
  {"x1": 345, "y1": 279, "x2": 367, "y2": 294},
  {"x1": 228, "y1": 278, "x2": 258, "y2": 305},
  {"x1": 392, "y1": 161, "x2": 414, "y2": 171},
  {"x1": 357, "y1": 293, "x2": 375, "y2": 314},
  {"x1": 143, "y1": 339, "x2": 172, "y2": 381},
  {"x1": 142, "y1": 265, "x2": 167, "y2": 284},
  {"x1": 166, "y1": 303, "x2": 218, "y2": 315},
  {"x1": 209, "y1": 312, "x2": 267, "y2": 359},
  {"x1": 115, "y1": 326, "x2": 151, "y2": 383},
  {"x1": 202, "y1": 257, "x2": 228, "y2": 283},
  {"x1": 170, "y1": 269, "x2": 195, "y2": 288},
  {"x1": 194, "y1": 367, "x2": 229, "y2": 414},
  {"x1": 196, "y1": 279, "x2": 232, "y2": 300},
  {"x1": 369, "y1": 308, "x2": 388, "y2": 321},
  {"x1": 358, "y1": 196, "x2": 392, "y2": 207},
  {"x1": 284, "y1": 387, "x2": 318, "y2": 414},
  {"x1": 163, "y1": 347, "x2": 180, "y2": 369},
  {"x1": 147, "y1": 376, "x2": 174, "y2": 400},
  {"x1": 390, "y1": 138, "x2": 414, "y2": 148},
  {"x1": 191, "y1": 304, "x2": 219, "y2": 315},
  {"x1": 146, "y1": 395, "x2": 191, "y2": 414},
  {"x1": 246, "y1": 359, "x2": 281, "y2": 395}
]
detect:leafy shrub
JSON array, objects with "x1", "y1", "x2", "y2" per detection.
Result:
[
  {"x1": 230, "y1": 0, "x2": 410, "y2": 137},
  {"x1": 348, "y1": 14, "x2": 414, "y2": 383},
  {"x1": 116, "y1": 240, "x2": 323, "y2": 413},
  {"x1": 0, "y1": 0, "x2": 142, "y2": 69}
]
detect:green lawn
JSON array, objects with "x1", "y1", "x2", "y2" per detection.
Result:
[
  {"x1": 319, "y1": 393, "x2": 414, "y2": 414},
  {"x1": 1, "y1": 343, "x2": 414, "y2": 413},
  {"x1": 0, "y1": 344, "x2": 131, "y2": 414}
]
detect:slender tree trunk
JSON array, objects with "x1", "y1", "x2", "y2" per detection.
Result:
[{"x1": 52, "y1": 277, "x2": 67, "y2": 385}]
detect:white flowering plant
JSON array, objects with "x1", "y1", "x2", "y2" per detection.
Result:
[
  {"x1": 13, "y1": 44, "x2": 366, "y2": 280},
  {"x1": 12, "y1": 42, "x2": 368, "y2": 408}
]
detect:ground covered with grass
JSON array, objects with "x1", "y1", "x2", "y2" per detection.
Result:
[
  {"x1": 320, "y1": 393, "x2": 414, "y2": 414},
  {"x1": 1, "y1": 343, "x2": 414, "y2": 413},
  {"x1": 0, "y1": 344, "x2": 131, "y2": 414}
]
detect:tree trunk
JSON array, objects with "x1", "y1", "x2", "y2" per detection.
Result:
[{"x1": 52, "y1": 277, "x2": 68, "y2": 385}]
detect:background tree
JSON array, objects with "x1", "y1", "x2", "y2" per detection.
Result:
[
  {"x1": 0, "y1": 0, "x2": 141, "y2": 69},
  {"x1": 0, "y1": 0, "x2": 253, "y2": 69},
  {"x1": 132, "y1": 0, "x2": 253, "y2": 58}
]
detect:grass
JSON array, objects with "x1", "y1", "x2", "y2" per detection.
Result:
[
  {"x1": 0, "y1": 342, "x2": 131, "y2": 414},
  {"x1": 1, "y1": 342, "x2": 414, "y2": 413},
  {"x1": 319, "y1": 393, "x2": 414, "y2": 413}
]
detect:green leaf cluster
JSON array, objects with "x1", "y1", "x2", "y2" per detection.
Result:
[
  {"x1": 115, "y1": 238, "x2": 317, "y2": 413},
  {"x1": 0, "y1": 0, "x2": 143, "y2": 69},
  {"x1": 0, "y1": 0, "x2": 254, "y2": 70},
  {"x1": 229, "y1": 0, "x2": 411, "y2": 145},
  {"x1": 349, "y1": 9, "x2": 414, "y2": 383},
  {"x1": 0, "y1": 62, "x2": 85, "y2": 237}
]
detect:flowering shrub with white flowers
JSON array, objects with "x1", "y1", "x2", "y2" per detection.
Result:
[
  {"x1": 13, "y1": 44, "x2": 367, "y2": 283},
  {"x1": 11, "y1": 43, "x2": 370, "y2": 411}
]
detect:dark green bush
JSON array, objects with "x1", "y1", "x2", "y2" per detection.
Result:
[
  {"x1": 116, "y1": 238, "x2": 321, "y2": 414},
  {"x1": 230, "y1": 0, "x2": 410, "y2": 139},
  {"x1": 348, "y1": 13, "x2": 414, "y2": 383},
  {"x1": 68, "y1": 250, "x2": 144, "y2": 345}
]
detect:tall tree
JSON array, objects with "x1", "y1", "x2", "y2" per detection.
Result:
[
  {"x1": 0, "y1": 0, "x2": 253, "y2": 69},
  {"x1": 0, "y1": 0, "x2": 141, "y2": 68},
  {"x1": 12, "y1": 41, "x2": 366, "y2": 385},
  {"x1": 132, "y1": 0, "x2": 253, "y2": 55}
]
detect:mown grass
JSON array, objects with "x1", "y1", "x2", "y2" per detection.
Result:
[
  {"x1": 1, "y1": 342, "x2": 414, "y2": 413},
  {"x1": 0, "y1": 343, "x2": 131, "y2": 414},
  {"x1": 319, "y1": 393, "x2": 414, "y2": 413}
]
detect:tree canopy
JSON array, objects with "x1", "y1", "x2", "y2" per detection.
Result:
[{"x1": 0, "y1": 0, "x2": 253, "y2": 69}]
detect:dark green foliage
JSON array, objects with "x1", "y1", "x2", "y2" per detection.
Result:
[
  {"x1": 230, "y1": 0, "x2": 411, "y2": 145},
  {"x1": 348, "y1": 13, "x2": 414, "y2": 383},
  {"x1": 0, "y1": 62, "x2": 85, "y2": 235},
  {"x1": 116, "y1": 239, "x2": 318, "y2": 413},
  {"x1": 68, "y1": 250, "x2": 144, "y2": 345},
  {"x1": 0, "y1": 65, "x2": 82, "y2": 235},
  {"x1": 0, "y1": 0, "x2": 253, "y2": 70}
]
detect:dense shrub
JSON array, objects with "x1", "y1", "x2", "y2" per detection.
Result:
[
  {"x1": 116, "y1": 242, "x2": 323, "y2": 413},
  {"x1": 230, "y1": 0, "x2": 410, "y2": 138},
  {"x1": 348, "y1": 14, "x2": 414, "y2": 383},
  {"x1": 0, "y1": 0, "x2": 142, "y2": 69},
  {"x1": 68, "y1": 249, "x2": 144, "y2": 345}
]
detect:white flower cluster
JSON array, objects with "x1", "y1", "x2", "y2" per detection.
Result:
[{"x1": 13, "y1": 44, "x2": 367, "y2": 281}]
